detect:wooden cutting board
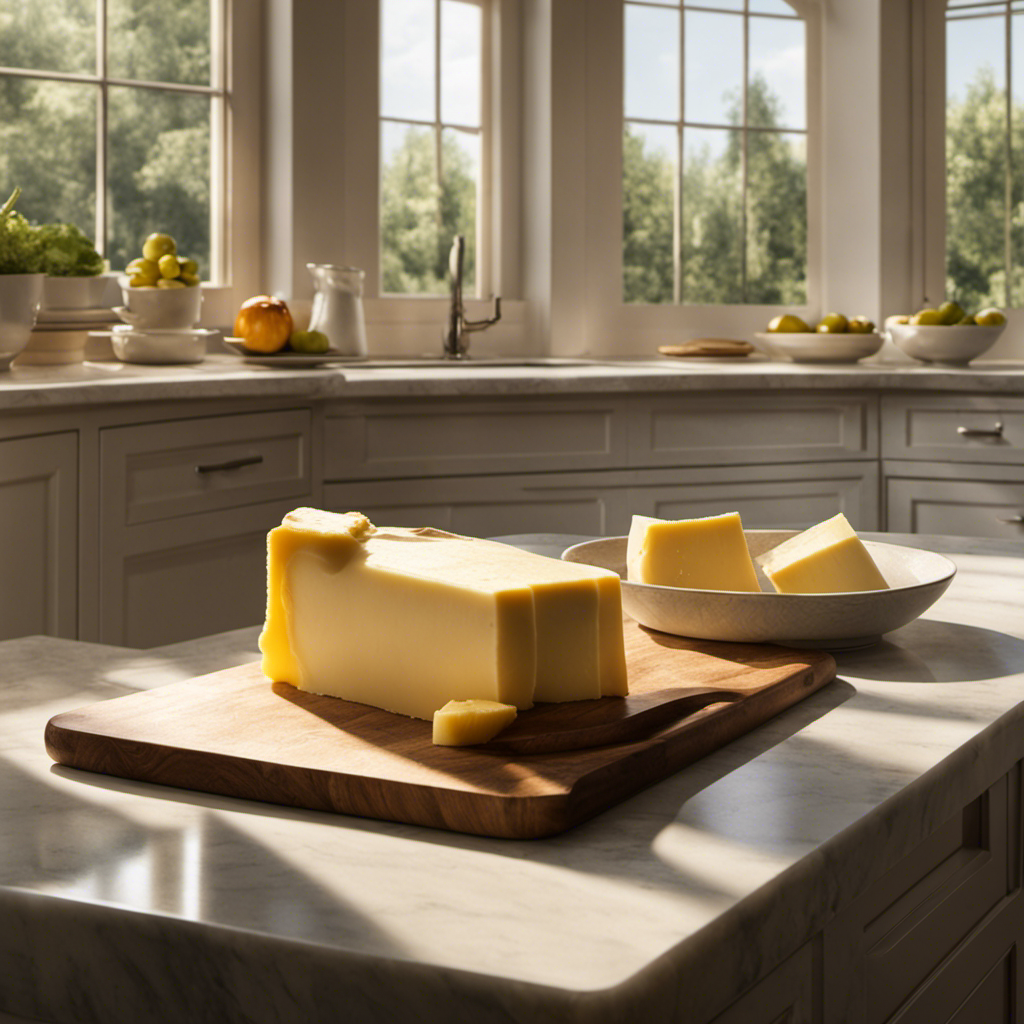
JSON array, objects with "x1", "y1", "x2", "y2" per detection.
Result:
[{"x1": 45, "y1": 622, "x2": 835, "y2": 839}]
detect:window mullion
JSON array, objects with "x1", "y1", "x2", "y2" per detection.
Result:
[
  {"x1": 96, "y1": 0, "x2": 107, "y2": 257},
  {"x1": 740, "y1": 2, "x2": 749, "y2": 303},
  {"x1": 435, "y1": 0, "x2": 443, "y2": 252},
  {"x1": 1005, "y1": 2, "x2": 1013, "y2": 307},
  {"x1": 676, "y1": 8, "x2": 684, "y2": 305}
]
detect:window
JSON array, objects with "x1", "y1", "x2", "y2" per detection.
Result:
[
  {"x1": 945, "y1": 0, "x2": 1024, "y2": 309},
  {"x1": 379, "y1": 0, "x2": 486, "y2": 297},
  {"x1": 0, "y1": 0, "x2": 227, "y2": 281},
  {"x1": 622, "y1": 0, "x2": 808, "y2": 306}
]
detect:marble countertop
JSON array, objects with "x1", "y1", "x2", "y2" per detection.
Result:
[
  {"x1": 2, "y1": 533, "x2": 1024, "y2": 1023},
  {"x1": 0, "y1": 354, "x2": 1024, "y2": 411}
]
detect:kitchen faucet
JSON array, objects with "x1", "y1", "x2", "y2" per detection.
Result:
[{"x1": 443, "y1": 235, "x2": 501, "y2": 359}]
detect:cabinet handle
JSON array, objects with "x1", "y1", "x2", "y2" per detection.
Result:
[
  {"x1": 195, "y1": 454, "x2": 264, "y2": 474},
  {"x1": 957, "y1": 421, "x2": 1004, "y2": 438},
  {"x1": 998, "y1": 514, "x2": 1024, "y2": 525}
]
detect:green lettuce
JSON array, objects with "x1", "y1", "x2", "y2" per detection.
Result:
[
  {"x1": 0, "y1": 187, "x2": 104, "y2": 276},
  {"x1": 35, "y1": 222, "x2": 104, "y2": 277},
  {"x1": 0, "y1": 188, "x2": 44, "y2": 275}
]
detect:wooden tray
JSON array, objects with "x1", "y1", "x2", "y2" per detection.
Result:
[{"x1": 45, "y1": 622, "x2": 835, "y2": 839}]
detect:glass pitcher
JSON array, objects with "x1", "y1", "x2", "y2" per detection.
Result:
[{"x1": 306, "y1": 264, "x2": 368, "y2": 358}]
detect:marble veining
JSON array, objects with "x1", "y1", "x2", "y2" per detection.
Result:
[{"x1": 1, "y1": 536, "x2": 1024, "y2": 1022}]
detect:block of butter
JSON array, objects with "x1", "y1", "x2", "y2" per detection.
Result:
[
  {"x1": 626, "y1": 512, "x2": 761, "y2": 592},
  {"x1": 756, "y1": 512, "x2": 889, "y2": 594},
  {"x1": 433, "y1": 699, "x2": 517, "y2": 746},
  {"x1": 259, "y1": 509, "x2": 628, "y2": 721}
]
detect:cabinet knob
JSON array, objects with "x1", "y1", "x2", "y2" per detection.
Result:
[
  {"x1": 957, "y1": 421, "x2": 1004, "y2": 438},
  {"x1": 195, "y1": 454, "x2": 264, "y2": 474},
  {"x1": 997, "y1": 514, "x2": 1024, "y2": 525}
]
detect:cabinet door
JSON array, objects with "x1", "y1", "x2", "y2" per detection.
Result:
[
  {"x1": 884, "y1": 462, "x2": 1024, "y2": 539},
  {"x1": 98, "y1": 410, "x2": 313, "y2": 647},
  {"x1": 324, "y1": 461, "x2": 879, "y2": 539},
  {"x1": 628, "y1": 462, "x2": 880, "y2": 531},
  {"x1": 710, "y1": 942, "x2": 817, "y2": 1024},
  {"x1": 823, "y1": 775, "x2": 1014, "y2": 1024},
  {"x1": 0, "y1": 432, "x2": 77, "y2": 640},
  {"x1": 101, "y1": 500, "x2": 298, "y2": 648}
]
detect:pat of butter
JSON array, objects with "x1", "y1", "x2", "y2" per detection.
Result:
[
  {"x1": 756, "y1": 512, "x2": 888, "y2": 594},
  {"x1": 259, "y1": 508, "x2": 628, "y2": 721},
  {"x1": 432, "y1": 699, "x2": 517, "y2": 746},
  {"x1": 626, "y1": 512, "x2": 760, "y2": 592}
]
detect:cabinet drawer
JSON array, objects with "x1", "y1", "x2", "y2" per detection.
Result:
[
  {"x1": 884, "y1": 462, "x2": 1024, "y2": 539},
  {"x1": 823, "y1": 774, "x2": 1013, "y2": 1024},
  {"x1": 630, "y1": 392, "x2": 878, "y2": 467},
  {"x1": 101, "y1": 410, "x2": 311, "y2": 525},
  {"x1": 323, "y1": 396, "x2": 628, "y2": 480},
  {"x1": 882, "y1": 394, "x2": 1024, "y2": 463}
]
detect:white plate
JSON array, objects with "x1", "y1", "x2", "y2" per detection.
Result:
[
  {"x1": 223, "y1": 337, "x2": 361, "y2": 368},
  {"x1": 562, "y1": 532, "x2": 956, "y2": 649},
  {"x1": 753, "y1": 332, "x2": 884, "y2": 364}
]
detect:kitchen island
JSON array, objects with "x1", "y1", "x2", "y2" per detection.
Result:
[{"x1": 2, "y1": 532, "x2": 1023, "y2": 1024}]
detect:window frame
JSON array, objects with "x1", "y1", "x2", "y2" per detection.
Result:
[
  {"x1": 573, "y1": 0, "x2": 821, "y2": 356},
  {"x1": 0, "y1": 0, "x2": 262, "y2": 327},
  {"x1": 330, "y1": 0, "x2": 524, "y2": 356}
]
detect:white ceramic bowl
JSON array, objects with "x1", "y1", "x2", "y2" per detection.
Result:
[
  {"x1": 753, "y1": 331, "x2": 884, "y2": 364},
  {"x1": 116, "y1": 276, "x2": 202, "y2": 328},
  {"x1": 41, "y1": 274, "x2": 114, "y2": 311},
  {"x1": 13, "y1": 328, "x2": 89, "y2": 366},
  {"x1": 0, "y1": 273, "x2": 44, "y2": 370},
  {"x1": 103, "y1": 325, "x2": 216, "y2": 365},
  {"x1": 886, "y1": 322, "x2": 1005, "y2": 366},
  {"x1": 562, "y1": 531, "x2": 956, "y2": 649}
]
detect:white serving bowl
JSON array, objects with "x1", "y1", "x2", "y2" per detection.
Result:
[
  {"x1": 116, "y1": 276, "x2": 202, "y2": 328},
  {"x1": 41, "y1": 274, "x2": 115, "y2": 311},
  {"x1": 562, "y1": 531, "x2": 956, "y2": 649},
  {"x1": 102, "y1": 325, "x2": 216, "y2": 365},
  {"x1": 753, "y1": 331, "x2": 884, "y2": 364},
  {"x1": 13, "y1": 328, "x2": 90, "y2": 366},
  {"x1": 0, "y1": 273, "x2": 44, "y2": 370},
  {"x1": 886, "y1": 321, "x2": 1005, "y2": 366}
]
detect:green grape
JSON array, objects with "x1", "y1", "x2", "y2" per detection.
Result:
[
  {"x1": 142, "y1": 232, "x2": 176, "y2": 262},
  {"x1": 128, "y1": 274, "x2": 157, "y2": 288},
  {"x1": 156, "y1": 278, "x2": 186, "y2": 289},
  {"x1": 179, "y1": 271, "x2": 200, "y2": 287},
  {"x1": 158, "y1": 253, "x2": 181, "y2": 279},
  {"x1": 179, "y1": 257, "x2": 198, "y2": 276}
]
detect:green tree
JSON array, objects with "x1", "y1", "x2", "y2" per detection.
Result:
[
  {"x1": 623, "y1": 74, "x2": 806, "y2": 305},
  {"x1": 945, "y1": 67, "x2": 1024, "y2": 310},
  {"x1": 0, "y1": 0, "x2": 213, "y2": 276},
  {"x1": 380, "y1": 126, "x2": 477, "y2": 295},
  {"x1": 622, "y1": 126, "x2": 674, "y2": 303}
]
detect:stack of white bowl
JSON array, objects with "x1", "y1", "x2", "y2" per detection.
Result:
[
  {"x1": 14, "y1": 275, "x2": 119, "y2": 366},
  {"x1": 102, "y1": 279, "x2": 216, "y2": 364}
]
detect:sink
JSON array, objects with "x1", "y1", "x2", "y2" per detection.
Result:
[{"x1": 355, "y1": 356, "x2": 598, "y2": 368}]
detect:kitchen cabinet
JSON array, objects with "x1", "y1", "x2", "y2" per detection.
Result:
[
  {"x1": 882, "y1": 394, "x2": 1024, "y2": 539},
  {"x1": 0, "y1": 431, "x2": 77, "y2": 641},
  {"x1": 97, "y1": 409, "x2": 314, "y2": 646},
  {"x1": 327, "y1": 461, "x2": 879, "y2": 538},
  {"x1": 323, "y1": 392, "x2": 880, "y2": 536}
]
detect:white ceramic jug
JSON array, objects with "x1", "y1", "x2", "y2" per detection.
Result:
[{"x1": 307, "y1": 264, "x2": 368, "y2": 357}]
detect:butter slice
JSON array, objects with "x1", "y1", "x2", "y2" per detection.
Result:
[
  {"x1": 626, "y1": 512, "x2": 760, "y2": 592},
  {"x1": 756, "y1": 512, "x2": 889, "y2": 594},
  {"x1": 259, "y1": 509, "x2": 628, "y2": 720},
  {"x1": 432, "y1": 699, "x2": 517, "y2": 746}
]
